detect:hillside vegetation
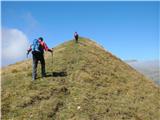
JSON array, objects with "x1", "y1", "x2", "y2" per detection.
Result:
[{"x1": 1, "y1": 38, "x2": 160, "y2": 120}]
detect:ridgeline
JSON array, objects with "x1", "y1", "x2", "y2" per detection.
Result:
[{"x1": 1, "y1": 38, "x2": 160, "y2": 120}]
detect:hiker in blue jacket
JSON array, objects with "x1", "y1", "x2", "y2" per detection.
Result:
[{"x1": 27, "y1": 37, "x2": 52, "y2": 80}]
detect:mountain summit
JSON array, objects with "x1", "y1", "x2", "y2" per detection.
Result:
[{"x1": 2, "y1": 38, "x2": 160, "y2": 120}]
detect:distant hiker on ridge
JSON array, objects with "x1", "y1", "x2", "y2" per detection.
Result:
[
  {"x1": 27, "y1": 37, "x2": 53, "y2": 80},
  {"x1": 74, "y1": 32, "x2": 79, "y2": 43}
]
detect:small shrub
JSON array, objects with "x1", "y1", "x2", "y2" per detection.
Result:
[
  {"x1": 11, "y1": 69, "x2": 18, "y2": 73},
  {"x1": 27, "y1": 72, "x2": 32, "y2": 77}
]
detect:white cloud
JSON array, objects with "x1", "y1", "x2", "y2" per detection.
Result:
[{"x1": 2, "y1": 28, "x2": 29, "y2": 67}]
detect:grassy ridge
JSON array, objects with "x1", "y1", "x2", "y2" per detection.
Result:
[{"x1": 1, "y1": 38, "x2": 160, "y2": 120}]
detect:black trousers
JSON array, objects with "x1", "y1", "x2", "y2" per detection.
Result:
[
  {"x1": 75, "y1": 36, "x2": 78, "y2": 43},
  {"x1": 32, "y1": 51, "x2": 45, "y2": 80}
]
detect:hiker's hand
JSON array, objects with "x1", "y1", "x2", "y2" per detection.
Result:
[
  {"x1": 26, "y1": 50, "x2": 30, "y2": 58},
  {"x1": 27, "y1": 50, "x2": 30, "y2": 55},
  {"x1": 48, "y1": 49, "x2": 53, "y2": 53}
]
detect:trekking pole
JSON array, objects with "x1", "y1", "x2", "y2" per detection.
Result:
[
  {"x1": 51, "y1": 48, "x2": 54, "y2": 71},
  {"x1": 52, "y1": 52, "x2": 53, "y2": 66}
]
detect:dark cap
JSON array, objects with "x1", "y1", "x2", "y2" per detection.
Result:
[{"x1": 38, "y1": 37, "x2": 43, "y2": 41}]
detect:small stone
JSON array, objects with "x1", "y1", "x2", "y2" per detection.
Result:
[{"x1": 77, "y1": 106, "x2": 81, "y2": 110}]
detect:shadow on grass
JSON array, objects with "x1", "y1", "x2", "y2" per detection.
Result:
[
  {"x1": 79, "y1": 42, "x2": 87, "y2": 46},
  {"x1": 46, "y1": 71, "x2": 67, "y2": 77}
]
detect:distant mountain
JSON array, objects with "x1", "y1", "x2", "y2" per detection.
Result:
[
  {"x1": 1, "y1": 38, "x2": 160, "y2": 120},
  {"x1": 126, "y1": 60, "x2": 160, "y2": 85}
]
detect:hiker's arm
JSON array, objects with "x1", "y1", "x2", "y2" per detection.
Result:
[
  {"x1": 48, "y1": 48, "x2": 53, "y2": 53},
  {"x1": 27, "y1": 45, "x2": 32, "y2": 54},
  {"x1": 26, "y1": 46, "x2": 32, "y2": 58},
  {"x1": 41, "y1": 41, "x2": 52, "y2": 53}
]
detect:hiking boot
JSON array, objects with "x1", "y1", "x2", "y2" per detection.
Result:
[
  {"x1": 42, "y1": 73, "x2": 46, "y2": 78},
  {"x1": 32, "y1": 77, "x2": 36, "y2": 80}
]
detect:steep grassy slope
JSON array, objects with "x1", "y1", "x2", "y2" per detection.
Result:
[{"x1": 1, "y1": 38, "x2": 160, "y2": 120}]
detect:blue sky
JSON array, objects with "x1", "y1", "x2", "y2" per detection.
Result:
[{"x1": 1, "y1": 1, "x2": 159, "y2": 66}]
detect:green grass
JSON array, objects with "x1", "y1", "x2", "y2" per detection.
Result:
[{"x1": 1, "y1": 38, "x2": 160, "y2": 120}]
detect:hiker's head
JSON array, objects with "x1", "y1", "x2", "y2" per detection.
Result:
[{"x1": 38, "y1": 37, "x2": 43, "y2": 41}]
